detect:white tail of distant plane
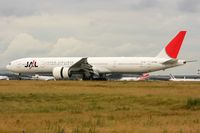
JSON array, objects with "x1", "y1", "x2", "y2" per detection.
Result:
[
  {"x1": 138, "y1": 73, "x2": 150, "y2": 81},
  {"x1": 120, "y1": 73, "x2": 150, "y2": 81},
  {"x1": 6, "y1": 31, "x2": 190, "y2": 80},
  {"x1": 169, "y1": 74, "x2": 176, "y2": 79}
]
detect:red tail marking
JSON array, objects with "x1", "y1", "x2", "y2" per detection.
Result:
[
  {"x1": 138, "y1": 73, "x2": 150, "y2": 80},
  {"x1": 165, "y1": 31, "x2": 186, "y2": 59}
]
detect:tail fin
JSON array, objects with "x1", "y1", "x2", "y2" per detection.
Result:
[
  {"x1": 138, "y1": 73, "x2": 150, "y2": 80},
  {"x1": 157, "y1": 31, "x2": 187, "y2": 59}
]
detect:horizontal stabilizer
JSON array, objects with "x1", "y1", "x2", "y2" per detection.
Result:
[
  {"x1": 162, "y1": 59, "x2": 178, "y2": 65},
  {"x1": 185, "y1": 60, "x2": 197, "y2": 63}
]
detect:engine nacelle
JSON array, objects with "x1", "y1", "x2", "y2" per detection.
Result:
[{"x1": 52, "y1": 67, "x2": 70, "y2": 79}]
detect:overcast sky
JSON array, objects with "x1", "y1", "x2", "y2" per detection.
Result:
[{"x1": 0, "y1": 0, "x2": 200, "y2": 74}]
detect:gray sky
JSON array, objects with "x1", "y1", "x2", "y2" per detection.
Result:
[{"x1": 0, "y1": 0, "x2": 199, "y2": 74}]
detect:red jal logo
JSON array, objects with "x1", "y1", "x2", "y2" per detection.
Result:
[{"x1": 25, "y1": 60, "x2": 38, "y2": 69}]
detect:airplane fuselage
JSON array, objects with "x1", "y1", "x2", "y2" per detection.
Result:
[{"x1": 7, "y1": 57, "x2": 184, "y2": 74}]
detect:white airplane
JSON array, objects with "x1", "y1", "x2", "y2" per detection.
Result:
[
  {"x1": 31, "y1": 74, "x2": 55, "y2": 81},
  {"x1": 169, "y1": 74, "x2": 200, "y2": 82},
  {"x1": 0, "y1": 76, "x2": 9, "y2": 80},
  {"x1": 119, "y1": 73, "x2": 150, "y2": 81},
  {"x1": 6, "y1": 31, "x2": 189, "y2": 80}
]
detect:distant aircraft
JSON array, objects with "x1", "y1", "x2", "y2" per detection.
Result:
[
  {"x1": 7, "y1": 31, "x2": 189, "y2": 80},
  {"x1": 169, "y1": 74, "x2": 200, "y2": 81},
  {"x1": 31, "y1": 74, "x2": 55, "y2": 81},
  {"x1": 0, "y1": 76, "x2": 9, "y2": 80},
  {"x1": 119, "y1": 73, "x2": 150, "y2": 81}
]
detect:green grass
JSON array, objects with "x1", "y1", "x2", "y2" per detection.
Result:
[
  {"x1": 0, "y1": 81, "x2": 200, "y2": 133},
  {"x1": 186, "y1": 98, "x2": 200, "y2": 110}
]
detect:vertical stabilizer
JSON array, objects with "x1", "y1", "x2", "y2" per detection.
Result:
[
  {"x1": 138, "y1": 73, "x2": 150, "y2": 80},
  {"x1": 157, "y1": 31, "x2": 187, "y2": 59}
]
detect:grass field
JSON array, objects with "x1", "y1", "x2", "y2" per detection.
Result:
[{"x1": 0, "y1": 81, "x2": 200, "y2": 133}]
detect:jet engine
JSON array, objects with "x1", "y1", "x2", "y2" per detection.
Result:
[{"x1": 52, "y1": 67, "x2": 70, "y2": 79}]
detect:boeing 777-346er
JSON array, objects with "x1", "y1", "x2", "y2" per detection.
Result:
[{"x1": 6, "y1": 31, "x2": 189, "y2": 80}]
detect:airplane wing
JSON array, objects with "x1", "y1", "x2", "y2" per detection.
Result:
[{"x1": 68, "y1": 58, "x2": 95, "y2": 79}]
